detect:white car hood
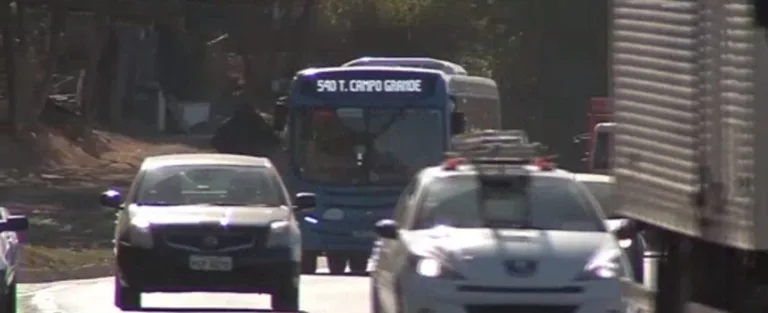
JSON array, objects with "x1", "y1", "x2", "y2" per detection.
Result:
[{"x1": 403, "y1": 227, "x2": 617, "y2": 286}]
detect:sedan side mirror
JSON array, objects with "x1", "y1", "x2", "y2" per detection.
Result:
[
  {"x1": 0, "y1": 216, "x2": 28, "y2": 232},
  {"x1": 100, "y1": 190, "x2": 123, "y2": 209},
  {"x1": 375, "y1": 219, "x2": 399, "y2": 240},
  {"x1": 294, "y1": 192, "x2": 316, "y2": 211}
]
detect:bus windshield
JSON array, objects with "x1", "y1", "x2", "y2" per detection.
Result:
[{"x1": 293, "y1": 108, "x2": 444, "y2": 185}]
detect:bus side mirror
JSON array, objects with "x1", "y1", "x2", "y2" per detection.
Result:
[
  {"x1": 273, "y1": 103, "x2": 287, "y2": 131},
  {"x1": 451, "y1": 112, "x2": 466, "y2": 134}
]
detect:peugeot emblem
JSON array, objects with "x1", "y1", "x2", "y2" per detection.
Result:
[
  {"x1": 504, "y1": 260, "x2": 537, "y2": 277},
  {"x1": 202, "y1": 236, "x2": 218, "y2": 249}
]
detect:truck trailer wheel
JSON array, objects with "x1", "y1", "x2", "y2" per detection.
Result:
[{"x1": 326, "y1": 253, "x2": 348, "y2": 274}]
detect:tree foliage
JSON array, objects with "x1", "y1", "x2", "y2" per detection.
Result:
[
  {"x1": 310, "y1": 0, "x2": 607, "y2": 168},
  {"x1": 0, "y1": 0, "x2": 606, "y2": 168}
]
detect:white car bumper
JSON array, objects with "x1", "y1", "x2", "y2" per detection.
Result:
[{"x1": 400, "y1": 273, "x2": 625, "y2": 313}]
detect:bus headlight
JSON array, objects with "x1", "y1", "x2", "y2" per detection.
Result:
[{"x1": 322, "y1": 208, "x2": 344, "y2": 221}]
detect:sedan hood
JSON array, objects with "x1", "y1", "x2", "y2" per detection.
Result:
[
  {"x1": 404, "y1": 227, "x2": 617, "y2": 286},
  {"x1": 128, "y1": 204, "x2": 290, "y2": 226}
]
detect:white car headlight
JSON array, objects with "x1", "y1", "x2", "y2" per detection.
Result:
[
  {"x1": 618, "y1": 239, "x2": 633, "y2": 249},
  {"x1": 412, "y1": 257, "x2": 465, "y2": 280},
  {"x1": 267, "y1": 220, "x2": 296, "y2": 247},
  {"x1": 574, "y1": 247, "x2": 622, "y2": 280},
  {"x1": 322, "y1": 208, "x2": 344, "y2": 221},
  {"x1": 128, "y1": 216, "x2": 153, "y2": 248}
]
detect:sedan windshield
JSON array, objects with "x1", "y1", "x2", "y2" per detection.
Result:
[
  {"x1": 135, "y1": 165, "x2": 286, "y2": 206},
  {"x1": 292, "y1": 108, "x2": 444, "y2": 185},
  {"x1": 415, "y1": 176, "x2": 604, "y2": 231}
]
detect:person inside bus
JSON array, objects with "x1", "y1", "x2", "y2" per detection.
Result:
[{"x1": 302, "y1": 110, "x2": 359, "y2": 182}]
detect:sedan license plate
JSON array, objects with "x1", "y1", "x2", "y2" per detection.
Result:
[
  {"x1": 353, "y1": 230, "x2": 376, "y2": 238},
  {"x1": 189, "y1": 255, "x2": 233, "y2": 271}
]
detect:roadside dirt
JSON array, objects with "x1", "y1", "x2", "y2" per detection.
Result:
[{"x1": 0, "y1": 127, "x2": 210, "y2": 282}]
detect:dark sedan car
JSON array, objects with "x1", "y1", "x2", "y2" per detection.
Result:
[
  {"x1": 0, "y1": 208, "x2": 28, "y2": 313},
  {"x1": 100, "y1": 153, "x2": 315, "y2": 312}
]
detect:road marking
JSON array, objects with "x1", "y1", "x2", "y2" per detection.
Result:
[{"x1": 24, "y1": 266, "x2": 350, "y2": 313}]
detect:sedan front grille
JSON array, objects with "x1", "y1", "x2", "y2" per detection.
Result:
[{"x1": 158, "y1": 225, "x2": 269, "y2": 252}]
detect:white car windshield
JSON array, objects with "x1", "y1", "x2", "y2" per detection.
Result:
[
  {"x1": 581, "y1": 181, "x2": 613, "y2": 212},
  {"x1": 415, "y1": 176, "x2": 604, "y2": 231},
  {"x1": 135, "y1": 165, "x2": 286, "y2": 206}
]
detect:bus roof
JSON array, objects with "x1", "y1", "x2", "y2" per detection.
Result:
[
  {"x1": 296, "y1": 66, "x2": 446, "y2": 77},
  {"x1": 342, "y1": 57, "x2": 468, "y2": 75},
  {"x1": 446, "y1": 75, "x2": 499, "y2": 99}
]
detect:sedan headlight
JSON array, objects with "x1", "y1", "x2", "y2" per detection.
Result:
[
  {"x1": 411, "y1": 256, "x2": 465, "y2": 280},
  {"x1": 266, "y1": 220, "x2": 296, "y2": 247},
  {"x1": 574, "y1": 247, "x2": 622, "y2": 280},
  {"x1": 127, "y1": 216, "x2": 153, "y2": 248}
]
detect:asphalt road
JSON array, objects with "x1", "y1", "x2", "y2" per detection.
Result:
[
  {"x1": 20, "y1": 270, "x2": 369, "y2": 313},
  {"x1": 20, "y1": 254, "x2": 660, "y2": 313}
]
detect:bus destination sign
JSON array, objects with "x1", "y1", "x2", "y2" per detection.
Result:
[
  {"x1": 315, "y1": 79, "x2": 423, "y2": 93},
  {"x1": 296, "y1": 70, "x2": 439, "y2": 100}
]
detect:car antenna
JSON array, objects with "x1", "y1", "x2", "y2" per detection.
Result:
[{"x1": 448, "y1": 130, "x2": 539, "y2": 228}]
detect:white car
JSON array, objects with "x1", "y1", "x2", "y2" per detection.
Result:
[
  {"x1": 574, "y1": 173, "x2": 646, "y2": 283},
  {"x1": 371, "y1": 157, "x2": 630, "y2": 313}
]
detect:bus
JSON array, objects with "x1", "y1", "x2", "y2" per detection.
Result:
[
  {"x1": 344, "y1": 57, "x2": 500, "y2": 130},
  {"x1": 272, "y1": 65, "x2": 500, "y2": 274}
]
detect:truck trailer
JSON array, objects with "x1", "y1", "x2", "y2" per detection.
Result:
[{"x1": 610, "y1": 0, "x2": 768, "y2": 312}]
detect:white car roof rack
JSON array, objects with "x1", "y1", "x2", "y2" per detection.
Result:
[{"x1": 449, "y1": 130, "x2": 539, "y2": 167}]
